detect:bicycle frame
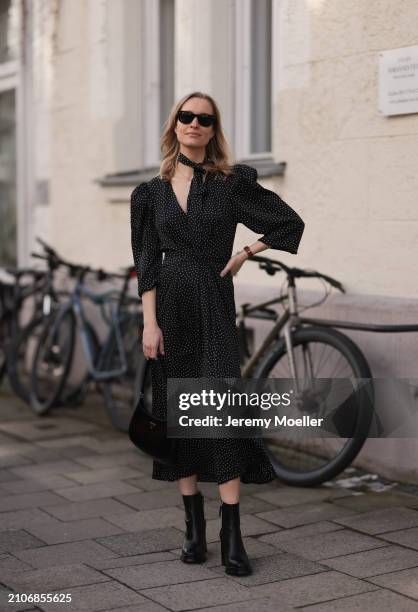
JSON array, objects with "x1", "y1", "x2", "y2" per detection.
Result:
[
  {"x1": 239, "y1": 280, "x2": 418, "y2": 382},
  {"x1": 240, "y1": 280, "x2": 300, "y2": 381},
  {"x1": 298, "y1": 317, "x2": 418, "y2": 334},
  {"x1": 52, "y1": 279, "x2": 129, "y2": 381}
]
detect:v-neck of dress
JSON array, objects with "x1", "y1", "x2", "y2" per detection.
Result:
[
  {"x1": 166, "y1": 152, "x2": 209, "y2": 216},
  {"x1": 168, "y1": 180, "x2": 191, "y2": 217},
  {"x1": 168, "y1": 173, "x2": 208, "y2": 217}
]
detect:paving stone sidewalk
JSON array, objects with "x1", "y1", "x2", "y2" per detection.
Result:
[{"x1": 1, "y1": 388, "x2": 418, "y2": 612}]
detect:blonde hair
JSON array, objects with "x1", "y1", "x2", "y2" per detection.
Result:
[{"x1": 159, "y1": 91, "x2": 234, "y2": 181}]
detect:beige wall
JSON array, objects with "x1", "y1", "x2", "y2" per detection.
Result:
[
  {"x1": 273, "y1": 0, "x2": 418, "y2": 300},
  {"x1": 30, "y1": 0, "x2": 130, "y2": 269},
  {"x1": 26, "y1": 0, "x2": 418, "y2": 482}
]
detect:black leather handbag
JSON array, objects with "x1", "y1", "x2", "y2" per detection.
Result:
[{"x1": 128, "y1": 356, "x2": 177, "y2": 466}]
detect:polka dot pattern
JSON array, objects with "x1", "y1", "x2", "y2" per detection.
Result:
[{"x1": 130, "y1": 154, "x2": 305, "y2": 484}]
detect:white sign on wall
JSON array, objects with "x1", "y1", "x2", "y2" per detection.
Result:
[{"x1": 379, "y1": 45, "x2": 418, "y2": 116}]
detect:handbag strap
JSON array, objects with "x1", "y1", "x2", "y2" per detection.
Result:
[{"x1": 142, "y1": 353, "x2": 168, "y2": 394}]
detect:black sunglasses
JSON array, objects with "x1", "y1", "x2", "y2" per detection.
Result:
[{"x1": 177, "y1": 110, "x2": 216, "y2": 128}]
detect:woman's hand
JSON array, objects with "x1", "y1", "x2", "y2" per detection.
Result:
[
  {"x1": 220, "y1": 251, "x2": 247, "y2": 278},
  {"x1": 142, "y1": 323, "x2": 165, "y2": 360}
]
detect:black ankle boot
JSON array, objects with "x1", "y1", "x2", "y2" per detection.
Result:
[
  {"x1": 219, "y1": 501, "x2": 252, "y2": 576},
  {"x1": 180, "y1": 492, "x2": 207, "y2": 563}
]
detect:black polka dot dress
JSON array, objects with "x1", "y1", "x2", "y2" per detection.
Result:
[{"x1": 130, "y1": 152, "x2": 305, "y2": 485}]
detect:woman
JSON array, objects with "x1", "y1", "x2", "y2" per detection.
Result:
[{"x1": 130, "y1": 91, "x2": 305, "y2": 576}]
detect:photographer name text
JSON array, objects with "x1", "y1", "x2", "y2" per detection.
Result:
[{"x1": 178, "y1": 415, "x2": 324, "y2": 428}]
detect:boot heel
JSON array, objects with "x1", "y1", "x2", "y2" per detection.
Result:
[
  {"x1": 220, "y1": 530, "x2": 226, "y2": 565},
  {"x1": 221, "y1": 542, "x2": 226, "y2": 565}
]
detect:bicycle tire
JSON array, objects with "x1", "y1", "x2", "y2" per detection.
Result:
[
  {"x1": 0, "y1": 353, "x2": 6, "y2": 387},
  {"x1": 29, "y1": 308, "x2": 76, "y2": 415},
  {"x1": 58, "y1": 319, "x2": 102, "y2": 408},
  {"x1": 252, "y1": 326, "x2": 374, "y2": 486},
  {"x1": 7, "y1": 315, "x2": 45, "y2": 403},
  {"x1": 101, "y1": 313, "x2": 146, "y2": 432},
  {"x1": 0, "y1": 318, "x2": 10, "y2": 387}
]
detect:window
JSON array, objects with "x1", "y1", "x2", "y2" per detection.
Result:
[
  {"x1": 159, "y1": 0, "x2": 175, "y2": 134},
  {"x1": 0, "y1": 0, "x2": 17, "y2": 266},
  {"x1": 0, "y1": 87, "x2": 16, "y2": 266},
  {"x1": 250, "y1": 0, "x2": 272, "y2": 154},
  {"x1": 0, "y1": 0, "x2": 18, "y2": 63},
  {"x1": 142, "y1": 0, "x2": 175, "y2": 167},
  {"x1": 234, "y1": 0, "x2": 273, "y2": 158},
  {"x1": 107, "y1": 0, "x2": 174, "y2": 177}
]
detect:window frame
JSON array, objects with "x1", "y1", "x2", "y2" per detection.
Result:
[
  {"x1": 141, "y1": 0, "x2": 175, "y2": 168},
  {"x1": 233, "y1": 0, "x2": 280, "y2": 160}
]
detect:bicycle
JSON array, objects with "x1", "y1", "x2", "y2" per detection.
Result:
[
  {"x1": 29, "y1": 252, "x2": 143, "y2": 431},
  {"x1": 5, "y1": 239, "x2": 68, "y2": 402},
  {"x1": 0, "y1": 256, "x2": 57, "y2": 400},
  {"x1": 237, "y1": 255, "x2": 376, "y2": 486}
]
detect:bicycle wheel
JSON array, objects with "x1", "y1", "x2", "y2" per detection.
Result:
[
  {"x1": 58, "y1": 319, "x2": 101, "y2": 408},
  {"x1": 0, "y1": 287, "x2": 10, "y2": 387},
  {"x1": 29, "y1": 308, "x2": 76, "y2": 415},
  {"x1": 0, "y1": 325, "x2": 7, "y2": 387},
  {"x1": 252, "y1": 326, "x2": 374, "y2": 486},
  {"x1": 101, "y1": 313, "x2": 148, "y2": 432},
  {"x1": 0, "y1": 349, "x2": 6, "y2": 387},
  {"x1": 0, "y1": 315, "x2": 11, "y2": 388},
  {"x1": 7, "y1": 315, "x2": 45, "y2": 402}
]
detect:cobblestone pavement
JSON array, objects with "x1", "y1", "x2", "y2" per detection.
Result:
[{"x1": 1, "y1": 387, "x2": 418, "y2": 612}]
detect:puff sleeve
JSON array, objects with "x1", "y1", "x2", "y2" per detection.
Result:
[
  {"x1": 230, "y1": 164, "x2": 305, "y2": 254},
  {"x1": 130, "y1": 182, "x2": 161, "y2": 297}
]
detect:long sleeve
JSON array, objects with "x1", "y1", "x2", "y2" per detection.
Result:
[
  {"x1": 130, "y1": 182, "x2": 161, "y2": 297},
  {"x1": 230, "y1": 164, "x2": 305, "y2": 254}
]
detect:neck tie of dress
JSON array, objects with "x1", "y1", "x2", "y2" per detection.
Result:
[
  {"x1": 177, "y1": 152, "x2": 206, "y2": 186},
  {"x1": 176, "y1": 153, "x2": 207, "y2": 247}
]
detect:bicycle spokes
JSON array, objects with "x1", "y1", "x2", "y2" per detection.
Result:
[{"x1": 260, "y1": 329, "x2": 373, "y2": 484}]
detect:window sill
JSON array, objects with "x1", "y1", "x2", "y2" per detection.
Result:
[
  {"x1": 96, "y1": 157, "x2": 286, "y2": 188},
  {"x1": 96, "y1": 167, "x2": 160, "y2": 187},
  {"x1": 236, "y1": 157, "x2": 286, "y2": 178}
]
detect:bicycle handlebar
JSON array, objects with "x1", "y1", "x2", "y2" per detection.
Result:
[
  {"x1": 31, "y1": 251, "x2": 129, "y2": 283},
  {"x1": 249, "y1": 255, "x2": 345, "y2": 293},
  {"x1": 35, "y1": 237, "x2": 58, "y2": 258},
  {"x1": 4, "y1": 266, "x2": 46, "y2": 280}
]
